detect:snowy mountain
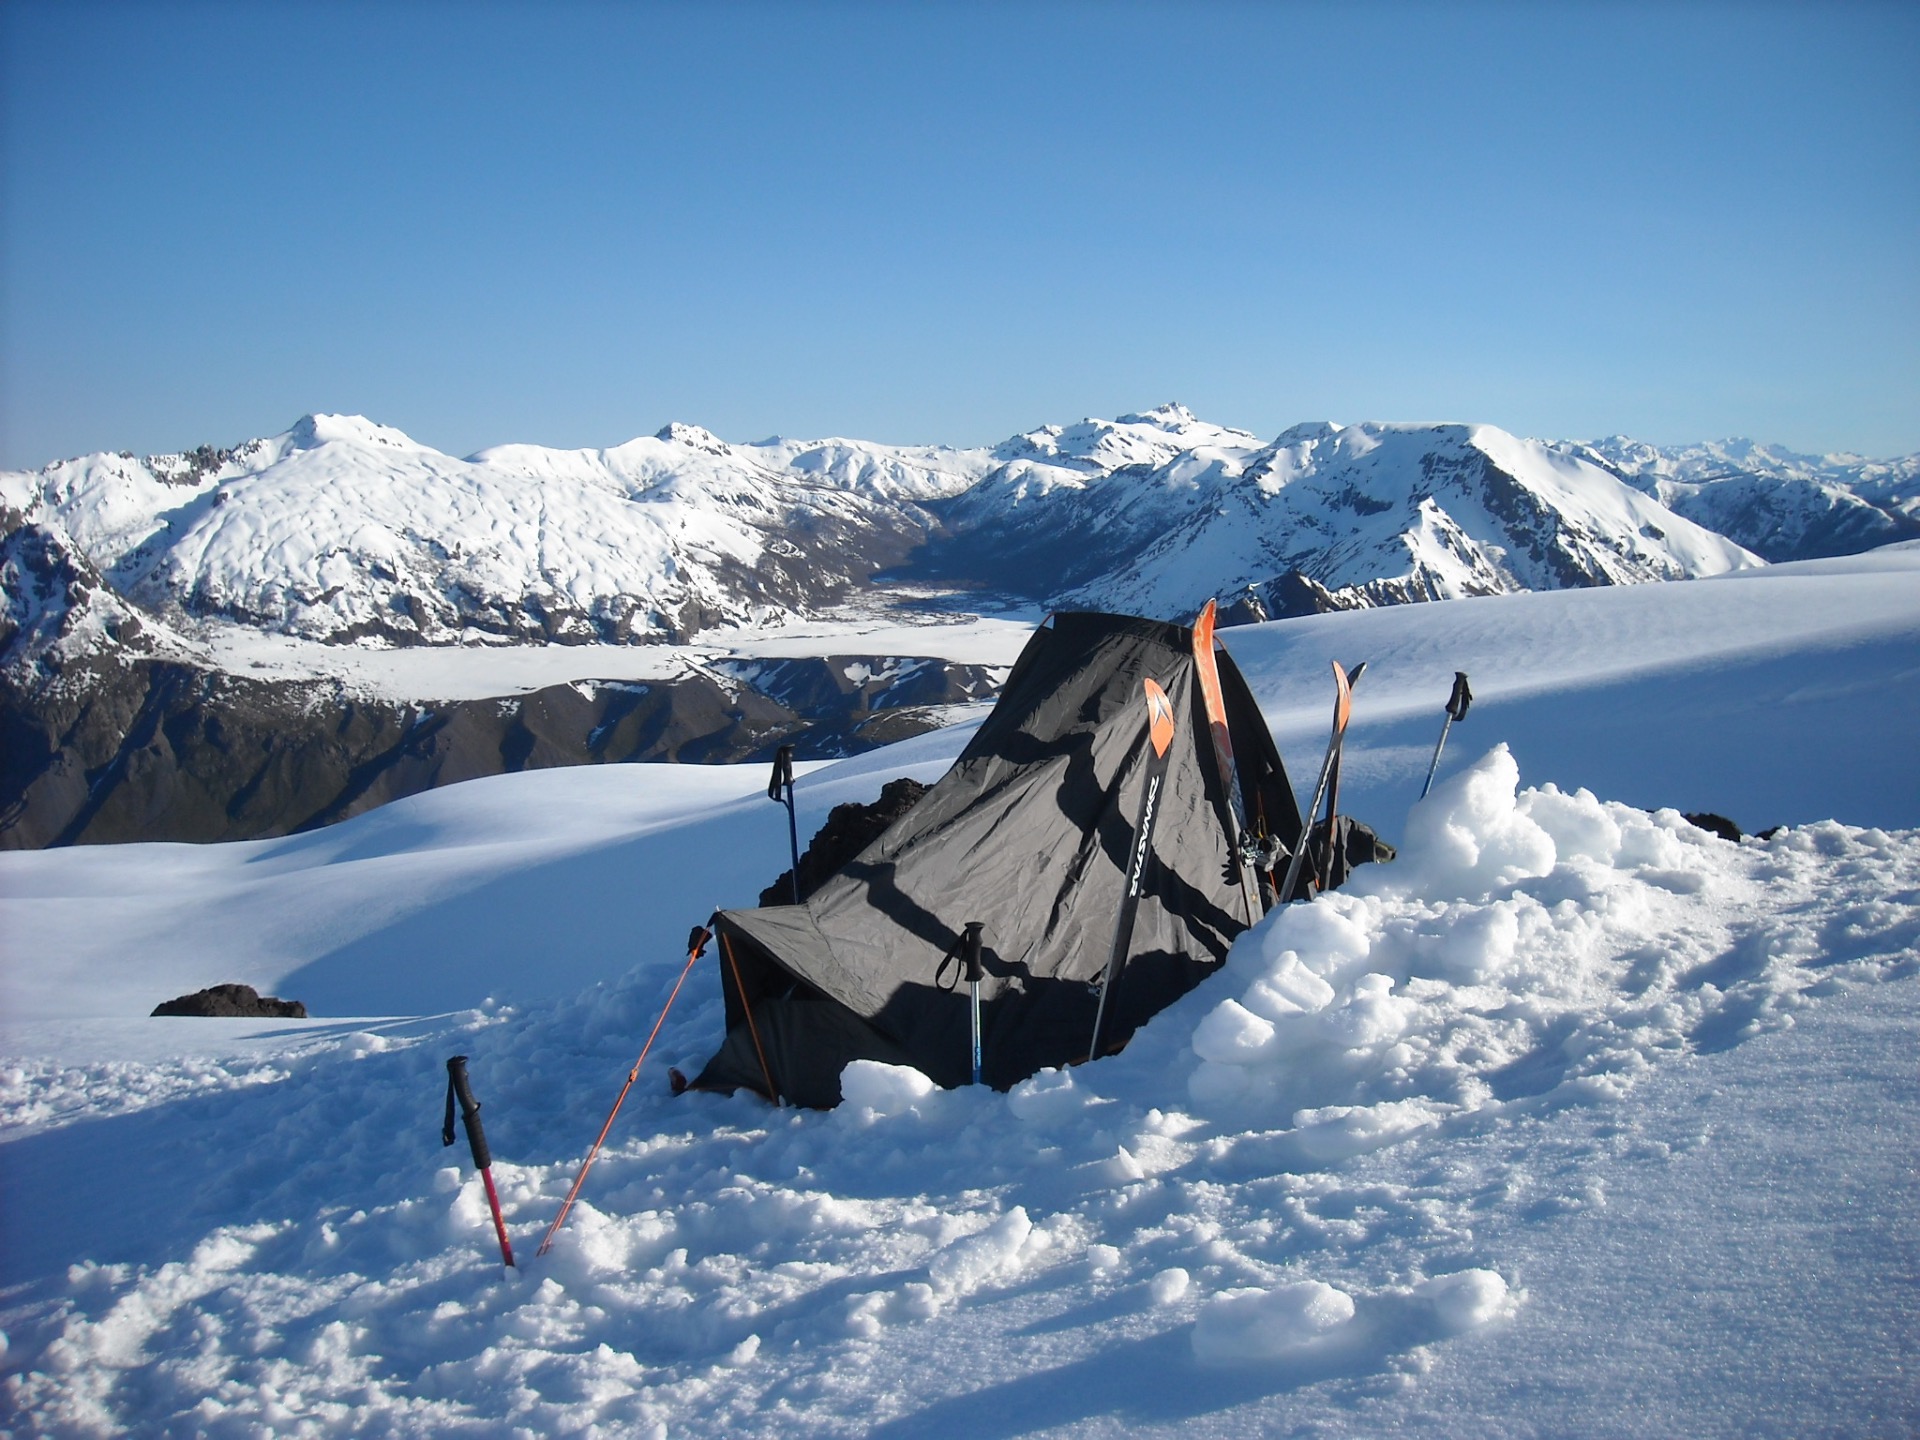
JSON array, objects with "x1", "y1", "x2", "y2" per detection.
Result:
[
  {"x1": 2, "y1": 405, "x2": 1788, "y2": 666},
  {"x1": 0, "y1": 414, "x2": 988, "y2": 654},
  {"x1": 913, "y1": 413, "x2": 1761, "y2": 620},
  {"x1": 1558, "y1": 435, "x2": 1920, "y2": 561},
  {"x1": 6, "y1": 404, "x2": 1914, "y2": 848},
  {"x1": 3, "y1": 548, "x2": 1916, "y2": 1436}
]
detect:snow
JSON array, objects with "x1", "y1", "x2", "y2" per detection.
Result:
[
  {"x1": 2, "y1": 413, "x2": 1003, "y2": 655},
  {"x1": 2, "y1": 559, "x2": 1918, "y2": 1436},
  {"x1": 197, "y1": 606, "x2": 1040, "y2": 703},
  {"x1": 1059, "y1": 420, "x2": 1763, "y2": 620},
  {"x1": 1232, "y1": 541, "x2": 1920, "y2": 831},
  {"x1": 16, "y1": 404, "x2": 1870, "y2": 691}
]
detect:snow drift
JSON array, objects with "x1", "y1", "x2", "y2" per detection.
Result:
[{"x1": 2, "y1": 556, "x2": 1917, "y2": 1436}]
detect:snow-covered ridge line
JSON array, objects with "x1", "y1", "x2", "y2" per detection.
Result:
[{"x1": 11, "y1": 404, "x2": 1910, "y2": 675}]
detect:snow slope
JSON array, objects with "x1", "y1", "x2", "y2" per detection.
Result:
[
  {"x1": 1, "y1": 551, "x2": 1916, "y2": 1437},
  {"x1": 1232, "y1": 541, "x2": 1920, "y2": 832}
]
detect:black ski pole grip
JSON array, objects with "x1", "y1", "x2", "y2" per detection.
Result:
[
  {"x1": 962, "y1": 921, "x2": 985, "y2": 984},
  {"x1": 1447, "y1": 671, "x2": 1472, "y2": 722},
  {"x1": 445, "y1": 1055, "x2": 493, "y2": 1171},
  {"x1": 768, "y1": 744, "x2": 795, "y2": 801}
]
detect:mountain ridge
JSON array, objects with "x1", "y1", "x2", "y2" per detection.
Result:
[
  {"x1": 12, "y1": 405, "x2": 1912, "y2": 675},
  {"x1": 5, "y1": 405, "x2": 1914, "y2": 847}
]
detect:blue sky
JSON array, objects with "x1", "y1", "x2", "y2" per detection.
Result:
[{"x1": 2, "y1": 0, "x2": 1915, "y2": 468}]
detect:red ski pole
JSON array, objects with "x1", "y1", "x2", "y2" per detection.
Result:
[
  {"x1": 443, "y1": 1055, "x2": 515, "y2": 1270},
  {"x1": 538, "y1": 925, "x2": 711, "y2": 1258}
]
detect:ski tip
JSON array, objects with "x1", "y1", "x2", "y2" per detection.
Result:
[{"x1": 1330, "y1": 660, "x2": 1363, "y2": 732}]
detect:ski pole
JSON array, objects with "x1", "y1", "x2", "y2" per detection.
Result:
[
  {"x1": 537, "y1": 925, "x2": 711, "y2": 1258},
  {"x1": 768, "y1": 745, "x2": 801, "y2": 904},
  {"x1": 1419, "y1": 672, "x2": 1473, "y2": 800},
  {"x1": 934, "y1": 920, "x2": 989, "y2": 1085},
  {"x1": 1279, "y1": 660, "x2": 1365, "y2": 905},
  {"x1": 962, "y1": 921, "x2": 985, "y2": 1085},
  {"x1": 443, "y1": 1055, "x2": 515, "y2": 1270},
  {"x1": 1317, "y1": 745, "x2": 1345, "y2": 892}
]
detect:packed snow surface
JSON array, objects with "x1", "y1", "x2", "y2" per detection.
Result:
[{"x1": 2, "y1": 558, "x2": 1917, "y2": 1436}]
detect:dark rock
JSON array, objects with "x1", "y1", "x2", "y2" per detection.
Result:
[
  {"x1": 1682, "y1": 811, "x2": 1743, "y2": 843},
  {"x1": 152, "y1": 982, "x2": 307, "y2": 1018},
  {"x1": 760, "y1": 777, "x2": 930, "y2": 906},
  {"x1": 1, "y1": 650, "x2": 1000, "y2": 848}
]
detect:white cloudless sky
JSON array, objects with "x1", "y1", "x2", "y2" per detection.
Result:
[{"x1": 2, "y1": 0, "x2": 1915, "y2": 467}]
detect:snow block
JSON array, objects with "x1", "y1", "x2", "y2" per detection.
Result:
[{"x1": 1192, "y1": 1280, "x2": 1357, "y2": 1364}]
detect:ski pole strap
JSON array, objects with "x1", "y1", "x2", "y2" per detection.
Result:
[
  {"x1": 767, "y1": 744, "x2": 795, "y2": 801},
  {"x1": 935, "y1": 922, "x2": 986, "y2": 990},
  {"x1": 444, "y1": 1055, "x2": 492, "y2": 1170},
  {"x1": 934, "y1": 933, "x2": 963, "y2": 991}
]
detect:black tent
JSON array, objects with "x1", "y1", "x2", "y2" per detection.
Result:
[{"x1": 692, "y1": 611, "x2": 1304, "y2": 1107}]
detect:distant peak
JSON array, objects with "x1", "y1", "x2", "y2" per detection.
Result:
[
  {"x1": 288, "y1": 414, "x2": 423, "y2": 452},
  {"x1": 1116, "y1": 402, "x2": 1199, "y2": 430},
  {"x1": 1272, "y1": 421, "x2": 1344, "y2": 446},
  {"x1": 655, "y1": 422, "x2": 730, "y2": 454}
]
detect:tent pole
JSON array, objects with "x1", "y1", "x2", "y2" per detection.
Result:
[
  {"x1": 537, "y1": 926, "x2": 710, "y2": 1257},
  {"x1": 722, "y1": 932, "x2": 781, "y2": 1105}
]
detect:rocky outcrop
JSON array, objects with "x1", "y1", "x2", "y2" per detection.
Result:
[
  {"x1": 758, "y1": 777, "x2": 931, "y2": 906},
  {"x1": 152, "y1": 983, "x2": 307, "y2": 1018},
  {"x1": 0, "y1": 652, "x2": 999, "y2": 848}
]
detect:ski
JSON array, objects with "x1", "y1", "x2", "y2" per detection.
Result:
[
  {"x1": 1191, "y1": 600, "x2": 1262, "y2": 924},
  {"x1": 1317, "y1": 734, "x2": 1348, "y2": 891},
  {"x1": 1278, "y1": 659, "x2": 1365, "y2": 904},
  {"x1": 1087, "y1": 677, "x2": 1178, "y2": 1064}
]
